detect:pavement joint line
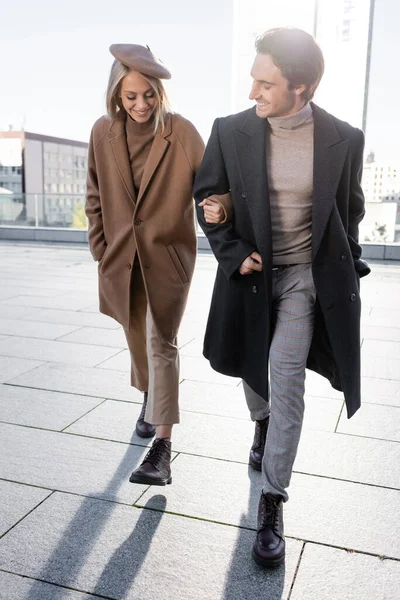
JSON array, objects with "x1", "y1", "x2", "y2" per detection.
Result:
[
  {"x1": 334, "y1": 400, "x2": 345, "y2": 432},
  {"x1": 1, "y1": 422, "x2": 399, "y2": 492},
  {"x1": 93, "y1": 348, "x2": 129, "y2": 369},
  {"x1": 292, "y1": 470, "x2": 400, "y2": 492},
  {"x1": 0, "y1": 302, "x2": 101, "y2": 313},
  {"x1": 53, "y1": 325, "x2": 86, "y2": 341},
  {"x1": 3, "y1": 382, "x2": 114, "y2": 403},
  {"x1": 2, "y1": 476, "x2": 398, "y2": 561},
  {"x1": 60, "y1": 398, "x2": 109, "y2": 433},
  {"x1": 335, "y1": 431, "x2": 400, "y2": 444},
  {"x1": 1, "y1": 383, "x2": 256, "y2": 422},
  {"x1": 0, "y1": 490, "x2": 55, "y2": 541},
  {"x1": 176, "y1": 336, "x2": 196, "y2": 350},
  {"x1": 0, "y1": 569, "x2": 116, "y2": 600},
  {"x1": 0, "y1": 478, "x2": 138, "y2": 508},
  {"x1": 287, "y1": 541, "x2": 306, "y2": 600},
  {"x1": 2, "y1": 361, "x2": 48, "y2": 384}
]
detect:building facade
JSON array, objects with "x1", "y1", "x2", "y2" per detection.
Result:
[{"x1": 0, "y1": 130, "x2": 88, "y2": 226}]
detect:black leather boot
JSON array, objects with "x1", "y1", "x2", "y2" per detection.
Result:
[
  {"x1": 249, "y1": 416, "x2": 269, "y2": 471},
  {"x1": 135, "y1": 393, "x2": 156, "y2": 439},
  {"x1": 252, "y1": 492, "x2": 285, "y2": 567},
  {"x1": 129, "y1": 438, "x2": 172, "y2": 486}
]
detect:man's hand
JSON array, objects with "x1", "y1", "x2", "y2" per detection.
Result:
[
  {"x1": 199, "y1": 198, "x2": 225, "y2": 224},
  {"x1": 239, "y1": 252, "x2": 263, "y2": 275}
]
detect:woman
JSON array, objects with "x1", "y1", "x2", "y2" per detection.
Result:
[{"x1": 85, "y1": 44, "x2": 204, "y2": 486}]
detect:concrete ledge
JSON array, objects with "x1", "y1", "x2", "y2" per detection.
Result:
[{"x1": 0, "y1": 227, "x2": 88, "y2": 244}]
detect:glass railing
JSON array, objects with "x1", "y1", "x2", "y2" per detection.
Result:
[
  {"x1": 2, "y1": 193, "x2": 397, "y2": 242},
  {"x1": 0, "y1": 193, "x2": 88, "y2": 229},
  {"x1": 0, "y1": 193, "x2": 206, "y2": 235}
]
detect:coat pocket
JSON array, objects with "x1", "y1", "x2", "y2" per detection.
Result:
[{"x1": 166, "y1": 245, "x2": 189, "y2": 284}]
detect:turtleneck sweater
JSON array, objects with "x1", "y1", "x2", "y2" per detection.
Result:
[
  {"x1": 125, "y1": 114, "x2": 155, "y2": 194},
  {"x1": 267, "y1": 102, "x2": 314, "y2": 265}
]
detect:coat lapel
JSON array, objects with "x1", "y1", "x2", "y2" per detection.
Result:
[
  {"x1": 233, "y1": 108, "x2": 272, "y2": 263},
  {"x1": 108, "y1": 118, "x2": 136, "y2": 205},
  {"x1": 311, "y1": 103, "x2": 349, "y2": 259},
  {"x1": 136, "y1": 115, "x2": 172, "y2": 210}
]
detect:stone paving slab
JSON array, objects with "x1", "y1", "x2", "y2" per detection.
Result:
[
  {"x1": 337, "y1": 403, "x2": 400, "y2": 442},
  {"x1": 0, "y1": 295, "x2": 95, "y2": 311},
  {"x1": 0, "y1": 305, "x2": 42, "y2": 321},
  {"x1": 95, "y1": 349, "x2": 131, "y2": 372},
  {"x1": 0, "y1": 337, "x2": 122, "y2": 368},
  {"x1": 8, "y1": 362, "x2": 142, "y2": 402},
  {"x1": 19, "y1": 308, "x2": 120, "y2": 329},
  {"x1": 362, "y1": 324, "x2": 400, "y2": 342},
  {"x1": 136, "y1": 452, "x2": 400, "y2": 557},
  {"x1": 57, "y1": 326, "x2": 127, "y2": 348},
  {"x1": 66, "y1": 400, "x2": 254, "y2": 463},
  {"x1": 0, "y1": 384, "x2": 103, "y2": 431},
  {"x1": 66, "y1": 394, "x2": 342, "y2": 458},
  {"x1": 0, "y1": 286, "x2": 63, "y2": 300},
  {"x1": 0, "y1": 480, "x2": 52, "y2": 536},
  {"x1": 0, "y1": 356, "x2": 43, "y2": 384},
  {"x1": 178, "y1": 380, "x2": 250, "y2": 419},
  {"x1": 0, "y1": 491, "x2": 302, "y2": 600},
  {"x1": 290, "y1": 543, "x2": 400, "y2": 600},
  {"x1": 366, "y1": 307, "x2": 400, "y2": 328},
  {"x1": 0, "y1": 317, "x2": 81, "y2": 341},
  {"x1": 358, "y1": 377, "x2": 400, "y2": 407},
  {"x1": 286, "y1": 473, "x2": 400, "y2": 559},
  {"x1": 181, "y1": 355, "x2": 242, "y2": 386},
  {"x1": 0, "y1": 423, "x2": 149, "y2": 504},
  {"x1": 362, "y1": 338, "x2": 400, "y2": 359},
  {"x1": 294, "y1": 429, "x2": 400, "y2": 488},
  {"x1": 0, "y1": 572, "x2": 103, "y2": 600},
  {"x1": 361, "y1": 355, "x2": 400, "y2": 380}
]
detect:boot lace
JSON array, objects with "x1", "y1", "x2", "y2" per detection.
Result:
[
  {"x1": 143, "y1": 439, "x2": 168, "y2": 467},
  {"x1": 254, "y1": 417, "x2": 269, "y2": 448},
  {"x1": 260, "y1": 495, "x2": 281, "y2": 531}
]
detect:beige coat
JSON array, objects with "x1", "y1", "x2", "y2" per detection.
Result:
[{"x1": 85, "y1": 113, "x2": 204, "y2": 341}]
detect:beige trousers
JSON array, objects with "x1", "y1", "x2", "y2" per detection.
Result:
[{"x1": 123, "y1": 264, "x2": 180, "y2": 426}]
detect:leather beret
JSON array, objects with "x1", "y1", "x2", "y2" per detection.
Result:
[{"x1": 109, "y1": 44, "x2": 171, "y2": 80}]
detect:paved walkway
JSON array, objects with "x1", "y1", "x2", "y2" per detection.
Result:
[{"x1": 0, "y1": 241, "x2": 399, "y2": 600}]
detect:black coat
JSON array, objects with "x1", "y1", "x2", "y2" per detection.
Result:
[{"x1": 193, "y1": 103, "x2": 370, "y2": 419}]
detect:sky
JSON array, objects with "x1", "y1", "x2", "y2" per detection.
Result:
[
  {"x1": 0, "y1": 0, "x2": 233, "y2": 143},
  {"x1": 0, "y1": 0, "x2": 399, "y2": 164}
]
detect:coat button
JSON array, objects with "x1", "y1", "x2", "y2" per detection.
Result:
[
  {"x1": 241, "y1": 192, "x2": 246, "y2": 198},
  {"x1": 127, "y1": 263, "x2": 132, "y2": 269},
  {"x1": 134, "y1": 218, "x2": 142, "y2": 226},
  {"x1": 252, "y1": 285, "x2": 258, "y2": 294},
  {"x1": 350, "y1": 293, "x2": 356, "y2": 302},
  {"x1": 341, "y1": 252, "x2": 348, "y2": 261}
]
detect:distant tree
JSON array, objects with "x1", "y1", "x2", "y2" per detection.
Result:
[{"x1": 71, "y1": 201, "x2": 87, "y2": 230}]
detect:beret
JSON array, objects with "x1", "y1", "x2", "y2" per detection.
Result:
[{"x1": 109, "y1": 44, "x2": 171, "y2": 80}]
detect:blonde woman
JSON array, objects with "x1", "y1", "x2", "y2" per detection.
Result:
[{"x1": 85, "y1": 44, "x2": 204, "y2": 485}]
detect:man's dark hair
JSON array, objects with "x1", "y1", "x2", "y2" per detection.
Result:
[{"x1": 255, "y1": 27, "x2": 324, "y2": 101}]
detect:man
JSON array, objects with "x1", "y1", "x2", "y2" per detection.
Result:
[{"x1": 194, "y1": 27, "x2": 370, "y2": 568}]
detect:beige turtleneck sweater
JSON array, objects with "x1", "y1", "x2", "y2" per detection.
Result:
[
  {"x1": 125, "y1": 115, "x2": 155, "y2": 193},
  {"x1": 267, "y1": 102, "x2": 314, "y2": 265}
]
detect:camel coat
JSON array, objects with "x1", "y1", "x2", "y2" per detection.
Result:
[{"x1": 85, "y1": 113, "x2": 204, "y2": 341}]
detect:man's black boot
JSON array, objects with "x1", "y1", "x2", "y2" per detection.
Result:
[
  {"x1": 252, "y1": 492, "x2": 285, "y2": 567},
  {"x1": 129, "y1": 438, "x2": 172, "y2": 486},
  {"x1": 135, "y1": 392, "x2": 156, "y2": 438},
  {"x1": 249, "y1": 416, "x2": 269, "y2": 471}
]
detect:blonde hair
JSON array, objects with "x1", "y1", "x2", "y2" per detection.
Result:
[{"x1": 106, "y1": 59, "x2": 172, "y2": 133}]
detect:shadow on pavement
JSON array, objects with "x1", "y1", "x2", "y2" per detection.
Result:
[
  {"x1": 221, "y1": 467, "x2": 286, "y2": 600},
  {"x1": 24, "y1": 433, "x2": 165, "y2": 599}
]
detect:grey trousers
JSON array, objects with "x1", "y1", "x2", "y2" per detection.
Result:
[{"x1": 243, "y1": 263, "x2": 316, "y2": 502}]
